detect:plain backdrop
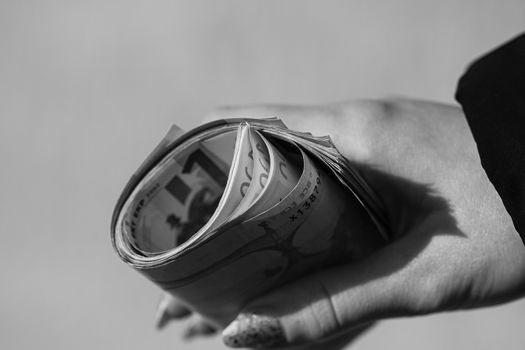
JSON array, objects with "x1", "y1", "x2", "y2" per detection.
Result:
[{"x1": 1, "y1": 1, "x2": 525, "y2": 349}]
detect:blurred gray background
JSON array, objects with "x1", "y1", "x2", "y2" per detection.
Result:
[{"x1": 1, "y1": 1, "x2": 525, "y2": 349}]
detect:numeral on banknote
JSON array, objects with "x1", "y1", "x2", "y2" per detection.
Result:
[{"x1": 284, "y1": 175, "x2": 321, "y2": 222}]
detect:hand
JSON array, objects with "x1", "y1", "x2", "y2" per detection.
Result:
[
  {"x1": 154, "y1": 293, "x2": 371, "y2": 349},
  {"x1": 157, "y1": 99, "x2": 525, "y2": 348}
]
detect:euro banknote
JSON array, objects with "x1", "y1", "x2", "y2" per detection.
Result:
[{"x1": 111, "y1": 118, "x2": 390, "y2": 326}]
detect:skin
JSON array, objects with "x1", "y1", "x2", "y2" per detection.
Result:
[{"x1": 156, "y1": 99, "x2": 525, "y2": 349}]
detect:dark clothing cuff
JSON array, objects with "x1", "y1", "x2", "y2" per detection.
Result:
[{"x1": 455, "y1": 33, "x2": 525, "y2": 244}]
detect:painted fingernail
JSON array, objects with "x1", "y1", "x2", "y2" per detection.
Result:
[{"x1": 222, "y1": 313, "x2": 286, "y2": 348}]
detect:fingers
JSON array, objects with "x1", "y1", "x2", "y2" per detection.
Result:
[
  {"x1": 182, "y1": 317, "x2": 218, "y2": 341},
  {"x1": 154, "y1": 293, "x2": 192, "y2": 330},
  {"x1": 155, "y1": 293, "x2": 218, "y2": 341},
  {"x1": 220, "y1": 231, "x2": 463, "y2": 349}
]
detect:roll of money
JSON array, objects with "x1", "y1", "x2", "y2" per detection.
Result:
[{"x1": 111, "y1": 118, "x2": 390, "y2": 326}]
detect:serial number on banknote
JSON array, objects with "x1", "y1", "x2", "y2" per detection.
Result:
[{"x1": 281, "y1": 175, "x2": 321, "y2": 222}]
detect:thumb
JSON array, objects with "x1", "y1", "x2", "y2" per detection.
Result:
[{"x1": 221, "y1": 238, "x2": 447, "y2": 348}]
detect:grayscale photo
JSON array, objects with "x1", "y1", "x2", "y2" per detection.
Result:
[{"x1": 1, "y1": 1, "x2": 525, "y2": 349}]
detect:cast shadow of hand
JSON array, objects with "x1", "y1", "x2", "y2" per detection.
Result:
[{"x1": 266, "y1": 161, "x2": 465, "y2": 350}]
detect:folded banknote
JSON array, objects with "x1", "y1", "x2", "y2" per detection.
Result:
[{"x1": 111, "y1": 118, "x2": 390, "y2": 326}]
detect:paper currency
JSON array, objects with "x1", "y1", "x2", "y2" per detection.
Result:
[{"x1": 111, "y1": 118, "x2": 390, "y2": 326}]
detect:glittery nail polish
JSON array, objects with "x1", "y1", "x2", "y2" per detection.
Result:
[{"x1": 222, "y1": 313, "x2": 286, "y2": 348}]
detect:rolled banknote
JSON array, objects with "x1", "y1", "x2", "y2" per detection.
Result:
[{"x1": 111, "y1": 118, "x2": 390, "y2": 326}]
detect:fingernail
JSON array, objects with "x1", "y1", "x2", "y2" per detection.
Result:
[
  {"x1": 222, "y1": 313, "x2": 286, "y2": 348},
  {"x1": 155, "y1": 298, "x2": 191, "y2": 330},
  {"x1": 183, "y1": 322, "x2": 217, "y2": 341},
  {"x1": 154, "y1": 302, "x2": 170, "y2": 330}
]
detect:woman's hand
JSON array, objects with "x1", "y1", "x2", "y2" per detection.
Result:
[{"x1": 157, "y1": 99, "x2": 525, "y2": 349}]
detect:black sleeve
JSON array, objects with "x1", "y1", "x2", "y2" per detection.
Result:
[{"x1": 455, "y1": 32, "x2": 525, "y2": 245}]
